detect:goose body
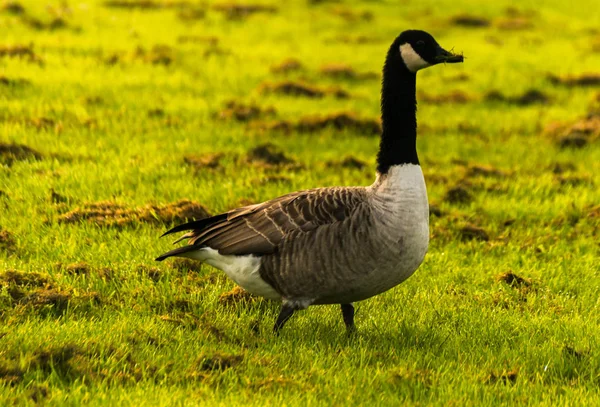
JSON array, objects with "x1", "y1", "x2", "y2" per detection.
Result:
[{"x1": 156, "y1": 30, "x2": 463, "y2": 332}]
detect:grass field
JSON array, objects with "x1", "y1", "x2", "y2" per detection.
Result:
[{"x1": 1, "y1": 0, "x2": 600, "y2": 405}]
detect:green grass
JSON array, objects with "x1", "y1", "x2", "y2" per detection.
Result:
[{"x1": 1, "y1": 0, "x2": 600, "y2": 405}]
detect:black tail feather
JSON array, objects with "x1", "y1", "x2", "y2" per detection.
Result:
[
  {"x1": 155, "y1": 245, "x2": 200, "y2": 261},
  {"x1": 160, "y1": 213, "x2": 228, "y2": 238}
]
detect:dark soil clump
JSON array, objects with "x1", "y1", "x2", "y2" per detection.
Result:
[
  {"x1": 58, "y1": 200, "x2": 210, "y2": 228},
  {"x1": 319, "y1": 63, "x2": 378, "y2": 80},
  {"x1": 450, "y1": 14, "x2": 491, "y2": 27},
  {"x1": 548, "y1": 73, "x2": 600, "y2": 87},
  {"x1": 213, "y1": 3, "x2": 277, "y2": 19},
  {"x1": 184, "y1": 153, "x2": 226, "y2": 172},
  {"x1": 64, "y1": 262, "x2": 90, "y2": 275},
  {"x1": 270, "y1": 58, "x2": 304, "y2": 74},
  {"x1": 0, "y1": 230, "x2": 16, "y2": 254},
  {"x1": 261, "y1": 81, "x2": 349, "y2": 99},
  {"x1": 444, "y1": 185, "x2": 473, "y2": 204},
  {"x1": 326, "y1": 155, "x2": 369, "y2": 170},
  {"x1": 467, "y1": 165, "x2": 506, "y2": 178},
  {"x1": 195, "y1": 352, "x2": 243, "y2": 371},
  {"x1": 485, "y1": 89, "x2": 550, "y2": 105},
  {"x1": 218, "y1": 286, "x2": 255, "y2": 305},
  {"x1": 487, "y1": 370, "x2": 518, "y2": 384},
  {"x1": 0, "y1": 76, "x2": 30, "y2": 87},
  {"x1": 0, "y1": 142, "x2": 42, "y2": 166},
  {"x1": 247, "y1": 143, "x2": 297, "y2": 167},
  {"x1": 496, "y1": 272, "x2": 531, "y2": 287},
  {"x1": 104, "y1": 0, "x2": 189, "y2": 9},
  {"x1": 217, "y1": 101, "x2": 276, "y2": 122},
  {"x1": 418, "y1": 90, "x2": 473, "y2": 104},
  {"x1": 459, "y1": 225, "x2": 489, "y2": 241},
  {"x1": 0, "y1": 44, "x2": 38, "y2": 61}
]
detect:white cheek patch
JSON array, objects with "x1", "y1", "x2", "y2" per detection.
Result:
[{"x1": 399, "y1": 43, "x2": 431, "y2": 72}]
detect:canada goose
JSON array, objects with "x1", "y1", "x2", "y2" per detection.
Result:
[{"x1": 156, "y1": 30, "x2": 464, "y2": 333}]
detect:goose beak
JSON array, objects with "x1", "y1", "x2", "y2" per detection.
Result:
[{"x1": 435, "y1": 46, "x2": 464, "y2": 63}]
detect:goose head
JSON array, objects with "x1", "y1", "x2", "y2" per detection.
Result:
[{"x1": 394, "y1": 30, "x2": 463, "y2": 73}]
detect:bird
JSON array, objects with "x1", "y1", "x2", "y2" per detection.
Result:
[{"x1": 156, "y1": 30, "x2": 464, "y2": 333}]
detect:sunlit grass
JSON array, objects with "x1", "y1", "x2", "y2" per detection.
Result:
[{"x1": 1, "y1": 0, "x2": 599, "y2": 405}]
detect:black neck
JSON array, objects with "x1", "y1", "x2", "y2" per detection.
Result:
[{"x1": 376, "y1": 45, "x2": 418, "y2": 174}]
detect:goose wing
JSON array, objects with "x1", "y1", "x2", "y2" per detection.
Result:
[{"x1": 157, "y1": 187, "x2": 367, "y2": 258}]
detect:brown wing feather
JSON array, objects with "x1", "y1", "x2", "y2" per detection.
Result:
[{"x1": 185, "y1": 187, "x2": 367, "y2": 256}]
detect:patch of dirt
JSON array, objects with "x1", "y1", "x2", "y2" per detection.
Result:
[
  {"x1": 330, "y1": 7, "x2": 373, "y2": 22},
  {"x1": 0, "y1": 142, "x2": 42, "y2": 166},
  {"x1": 556, "y1": 175, "x2": 593, "y2": 187},
  {"x1": 448, "y1": 72, "x2": 470, "y2": 82},
  {"x1": 177, "y1": 35, "x2": 219, "y2": 46},
  {"x1": 429, "y1": 205, "x2": 443, "y2": 217},
  {"x1": 444, "y1": 184, "x2": 473, "y2": 204},
  {"x1": 22, "y1": 289, "x2": 72, "y2": 311},
  {"x1": 63, "y1": 262, "x2": 90, "y2": 275},
  {"x1": 50, "y1": 189, "x2": 69, "y2": 204},
  {"x1": 0, "y1": 76, "x2": 30, "y2": 87},
  {"x1": 27, "y1": 384, "x2": 50, "y2": 402},
  {"x1": 261, "y1": 81, "x2": 349, "y2": 99},
  {"x1": 547, "y1": 110, "x2": 600, "y2": 148},
  {"x1": 184, "y1": 153, "x2": 226, "y2": 172},
  {"x1": 58, "y1": 200, "x2": 211, "y2": 228},
  {"x1": 450, "y1": 14, "x2": 491, "y2": 27},
  {"x1": 487, "y1": 370, "x2": 518, "y2": 384},
  {"x1": 485, "y1": 89, "x2": 550, "y2": 105},
  {"x1": 3, "y1": 1, "x2": 25, "y2": 14},
  {"x1": 418, "y1": 90, "x2": 473, "y2": 104},
  {"x1": 137, "y1": 265, "x2": 161, "y2": 282},
  {"x1": 217, "y1": 100, "x2": 276, "y2": 122},
  {"x1": 563, "y1": 346, "x2": 588, "y2": 359},
  {"x1": 558, "y1": 134, "x2": 588, "y2": 149},
  {"x1": 548, "y1": 73, "x2": 600, "y2": 87},
  {"x1": 0, "y1": 270, "x2": 48, "y2": 288},
  {"x1": 21, "y1": 15, "x2": 69, "y2": 31},
  {"x1": 459, "y1": 225, "x2": 489, "y2": 241},
  {"x1": 326, "y1": 34, "x2": 380, "y2": 44},
  {"x1": 496, "y1": 271, "x2": 531, "y2": 287},
  {"x1": 97, "y1": 267, "x2": 115, "y2": 281},
  {"x1": 247, "y1": 143, "x2": 297, "y2": 167},
  {"x1": 0, "y1": 44, "x2": 38, "y2": 62},
  {"x1": 253, "y1": 113, "x2": 381, "y2": 136},
  {"x1": 177, "y1": 6, "x2": 205, "y2": 21},
  {"x1": 550, "y1": 162, "x2": 576, "y2": 174},
  {"x1": 319, "y1": 63, "x2": 378, "y2": 80},
  {"x1": 270, "y1": 58, "x2": 304, "y2": 74},
  {"x1": 134, "y1": 45, "x2": 174, "y2": 65},
  {"x1": 218, "y1": 286, "x2": 255, "y2": 305},
  {"x1": 252, "y1": 175, "x2": 292, "y2": 186},
  {"x1": 194, "y1": 352, "x2": 243, "y2": 371},
  {"x1": 467, "y1": 165, "x2": 506, "y2": 178},
  {"x1": 103, "y1": 0, "x2": 190, "y2": 9},
  {"x1": 0, "y1": 230, "x2": 16, "y2": 254},
  {"x1": 0, "y1": 364, "x2": 25, "y2": 385},
  {"x1": 496, "y1": 17, "x2": 533, "y2": 30},
  {"x1": 326, "y1": 155, "x2": 368, "y2": 170},
  {"x1": 213, "y1": 3, "x2": 277, "y2": 20}
]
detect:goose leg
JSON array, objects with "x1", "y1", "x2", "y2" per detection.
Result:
[
  {"x1": 273, "y1": 303, "x2": 295, "y2": 333},
  {"x1": 340, "y1": 303, "x2": 356, "y2": 332}
]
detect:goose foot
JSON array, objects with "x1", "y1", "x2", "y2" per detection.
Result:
[
  {"x1": 273, "y1": 303, "x2": 295, "y2": 334},
  {"x1": 341, "y1": 303, "x2": 356, "y2": 333}
]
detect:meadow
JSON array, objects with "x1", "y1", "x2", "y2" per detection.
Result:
[{"x1": 1, "y1": 0, "x2": 599, "y2": 405}]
